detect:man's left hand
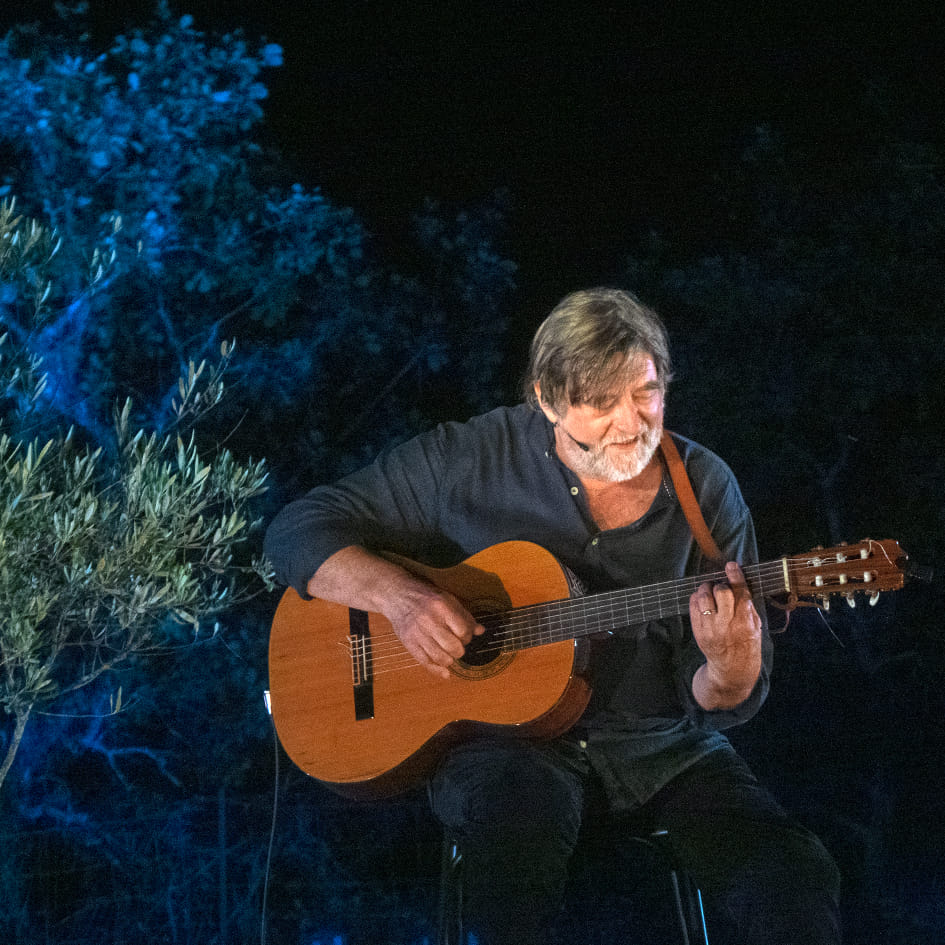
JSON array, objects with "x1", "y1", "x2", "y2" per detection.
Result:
[{"x1": 689, "y1": 561, "x2": 763, "y2": 710}]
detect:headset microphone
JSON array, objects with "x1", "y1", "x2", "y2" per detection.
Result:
[
  {"x1": 541, "y1": 387, "x2": 592, "y2": 452},
  {"x1": 556, "y1": 423, "x2": 591, "y2": 452}
]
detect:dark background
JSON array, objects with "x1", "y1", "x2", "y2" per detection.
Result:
[
  {"x1": 30, "y1": 0, "x2": 943, "y2": 338},
  {"x1": 1, "y1": 2, "x2": 944, "y2": 943}
]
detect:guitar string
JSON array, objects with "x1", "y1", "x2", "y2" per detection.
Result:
[
  {"x1": 352, "y1": 549, "x2": 888, "y2": 675},
  {"x1": 351, "y1": 560, "x2": 811, "y2": 666},
  {"x1": 344, "y1": 552, "x2": 892, "y2": 678},
  {"x1": 353, "y1": 564, "x2": 740, "y2": 654},
  {"x1": 344, "y1": 560, "x2": 798, "y2": 677}
]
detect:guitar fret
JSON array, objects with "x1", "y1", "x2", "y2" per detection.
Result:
[
  {"x1": 498, "y1": 579, "x2": 697, "y2": 653},
  {"x1": 483, "y1": 541, "x2": 905, "y2": 656}
]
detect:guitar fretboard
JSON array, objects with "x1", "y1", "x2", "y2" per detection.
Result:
[{"x1": 478, "y1": 561, "x2": 790, "y2": 653}]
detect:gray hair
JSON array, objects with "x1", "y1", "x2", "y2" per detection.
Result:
[{"x1": 523, "y1": 287, "x2": 672, "y2": 413}]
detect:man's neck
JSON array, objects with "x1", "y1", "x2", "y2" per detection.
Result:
[{"x1": 574, "y1": 453, "x2": 665, "y2": 531}]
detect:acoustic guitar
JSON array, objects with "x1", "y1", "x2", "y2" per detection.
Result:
[{"x1": 268, "y1": 538, "x2": 908, "y2": 798}]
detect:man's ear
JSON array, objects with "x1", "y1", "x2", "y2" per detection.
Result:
[{"x1": 534, "y1": 383, "x2": 558, "y2": 424}]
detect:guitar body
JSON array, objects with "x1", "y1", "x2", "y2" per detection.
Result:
[{"x1": 268, "y1": 541, "x2": 592, "y2": 798}]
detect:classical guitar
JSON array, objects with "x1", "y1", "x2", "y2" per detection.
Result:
[{"x1": 268, "y1": 538, "x2": 908, "y2": 798}]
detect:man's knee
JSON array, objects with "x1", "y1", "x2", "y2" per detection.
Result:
[{"x1": 430, "y1": 739, "x2": 583, "y2": 844}]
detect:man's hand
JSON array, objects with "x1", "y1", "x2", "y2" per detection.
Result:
[
  {"x1": 382, "y1": 580, "x2": 485, "y2": 680},
  {"x1": 689, "y1": 561, "x2": 763, "y2": 710},
  {"x1": 307, "y1": 545, "x2": 483, "y2": 680}
]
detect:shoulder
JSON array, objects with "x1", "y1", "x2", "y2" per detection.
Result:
[
  {"x1": 419, "y1": 403, "x2": 549, "y2": 454},
  {"x1": 370, "y1": 404, "x2": 550, "y2": 485},
  {"x1": 436, "y1": 403, "x2": 544, "y2": 437}
]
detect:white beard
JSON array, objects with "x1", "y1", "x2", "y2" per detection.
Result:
[{"x1": 567, "y1": 420, "x2": 662, "y2": 483}]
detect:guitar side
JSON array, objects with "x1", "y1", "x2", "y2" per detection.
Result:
[{"x1": 267, "y1": 541, "x2": 592, "y2": 798}]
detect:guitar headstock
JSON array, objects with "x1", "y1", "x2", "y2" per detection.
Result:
[{"x1": 784, "y1": 539, "x2": 907, "y2": 610}]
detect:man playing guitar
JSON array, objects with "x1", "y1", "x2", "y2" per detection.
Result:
[{"x1": 265, "y1": 287, "x2": 842, "y2": 944}]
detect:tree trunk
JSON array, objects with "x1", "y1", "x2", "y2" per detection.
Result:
[
  {"x1": 218, "y1": 784, "x2": 228, "y2": 943},
  {"x1": 0, "y1": 707, "x2": 31, "y2": 790}
]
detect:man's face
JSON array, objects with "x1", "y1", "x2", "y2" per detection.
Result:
[{"x1": 540, "y1": 355, "x2": 665, "y2": 483}]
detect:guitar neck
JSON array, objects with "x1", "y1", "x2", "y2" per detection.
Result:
[{"x1": 481, "y1": 560, "x2": 790, "y2": 651}]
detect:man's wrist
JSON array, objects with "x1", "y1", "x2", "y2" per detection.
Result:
[{"x1": 692, "y1": 662, "x2": 758, "y2": 711}]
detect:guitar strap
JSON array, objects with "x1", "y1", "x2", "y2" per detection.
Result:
[{"x1": 659, "y1": 430, "x2": 723, "y2": 562}]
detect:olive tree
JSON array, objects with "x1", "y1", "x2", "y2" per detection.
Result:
[{"x1": 0, "y1": 201, "x2": 271, "y2": 790}]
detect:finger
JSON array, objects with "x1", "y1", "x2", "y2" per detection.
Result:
[
  {"x1": 426, "y1": 623, "x2": 468, "y2": 661},
  {"x1": 446, "y1": 615, "x2": 486, "y2": 645},
  {"x1": 725, "y1": 561, "x2": 752, "y2": 596},
  {"x1": 399, "y1": 619, "x2": 461, "y2": 672},
  {"x1": 421, "y1": 608, "x2": 484, "y2": 666},
  {"x1": 405, "y1": 636, "x2": 452, "y2": 679},
  {"x1": 724, "y1": 561, "x2": 761, "y2": 621},
  {"x1": 710, "y1": 585, "x2": 736, "y2": 622},
  {"x1": 690, "y1": 581, "x2": 718, "y2": 618},
  {"x1": 437, "y1": 591, "x2": 486, "y2": 643}
]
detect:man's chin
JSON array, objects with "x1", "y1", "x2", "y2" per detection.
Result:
[{"x1": 603, "y1": 432, "x2": 661, "y2": 482}]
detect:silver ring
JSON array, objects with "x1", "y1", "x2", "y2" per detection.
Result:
[{"x1": 701, "y1": 610, "x2": 714, "y2": 616}]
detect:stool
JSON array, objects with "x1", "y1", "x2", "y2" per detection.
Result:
[
  {"x1": 436, "y1": 834, "x2": 465, "y2": 945},
  {"x1": 632, "y1": 829, "x2": 710, "y2": 945},
  {"x1": 435, "y1": 828, "x2": 709, "y2": 945}
]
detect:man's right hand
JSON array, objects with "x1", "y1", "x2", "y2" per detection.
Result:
[
  {"x1": 307, "y1": 545, "x2": 484, "y2": 679},
  {"x1": 383, "y1": 580, "x2": 485, "y2": 679}
]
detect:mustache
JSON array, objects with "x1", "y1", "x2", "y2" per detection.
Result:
[{"x1": 598, "y1": 424, "x2": 661, "y2": 450}]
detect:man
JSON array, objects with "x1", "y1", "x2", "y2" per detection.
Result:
[{"x1": 264, "y1": 288, "x2": 841, "y2": 944}]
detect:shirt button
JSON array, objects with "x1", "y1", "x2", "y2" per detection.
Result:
[
  {"x1": 570, "y1": 486, "x2": 579, "y2": 496},
  {"x1": 591, "y1": 537, "x2": 599, "y2": 546},
  {"x1": 579, "y1": 740, "x2": 588, "y2": 750}
]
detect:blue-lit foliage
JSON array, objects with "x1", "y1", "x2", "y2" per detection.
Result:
[
  {"x1": 0, "y1": 2, "x2": 363, "y2": 448},
  {"x1": 0, "y1": 4, "x2": 516, "y2": 943},
  {"x1": 0, "y1": 1, "x2": 515, "y2": 488}
]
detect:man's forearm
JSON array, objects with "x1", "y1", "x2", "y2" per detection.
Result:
[
  {"x1": 306, "y1": 545, "x2": 419, "y2": 615},
  {"x1": 691, "y1": 661, "x2": 760, "y2": 711}
]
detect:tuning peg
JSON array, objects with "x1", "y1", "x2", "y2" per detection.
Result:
[
  {"x1": 869, "y1": 592, "x2": 881, "y2": 607},
  {"x1": 820, "y1": 596, "x2": 830, "y2": 612},
  {"x1": 845, "y1": 594, "x2": 856, "y2": 609}
]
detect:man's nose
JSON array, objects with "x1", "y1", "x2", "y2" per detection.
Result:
[{"x1": 612, "y1": 397, "x2": 643, "y2": 434}]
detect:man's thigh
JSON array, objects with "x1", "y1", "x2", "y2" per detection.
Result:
[{"x1": 633, "y1": 747, "x2": 836, "y2": 888}]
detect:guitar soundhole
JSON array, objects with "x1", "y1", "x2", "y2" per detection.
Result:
[
  {"x1": 460, "y1": 631, "x2": 499, "y2": 667},
  {"x1": 452, "y1": 599, "x2": 514, "y2": 679}
]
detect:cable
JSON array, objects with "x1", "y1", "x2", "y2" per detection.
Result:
[{"x1": 260, "y1": 690, "x2": 279, "y2": 945}]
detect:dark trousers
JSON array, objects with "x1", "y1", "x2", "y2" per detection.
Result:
[{"x1": 429, "y1": 736, "x2": 842, "y2": 945}]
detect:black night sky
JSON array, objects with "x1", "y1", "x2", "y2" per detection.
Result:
[
  {"x1": 1, "y1": 2, "x2": 944, "y2": 943},
  {"x1": 27, "y1": 0, "x2": 943, "y2": 318},
  {"x1": 240, "y1": 3, "x2": 943, "y2": 341}
]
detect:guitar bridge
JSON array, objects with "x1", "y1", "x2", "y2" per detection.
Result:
[{"x1": 348, "y1": 608, "x2": 375, "y2": 721}]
